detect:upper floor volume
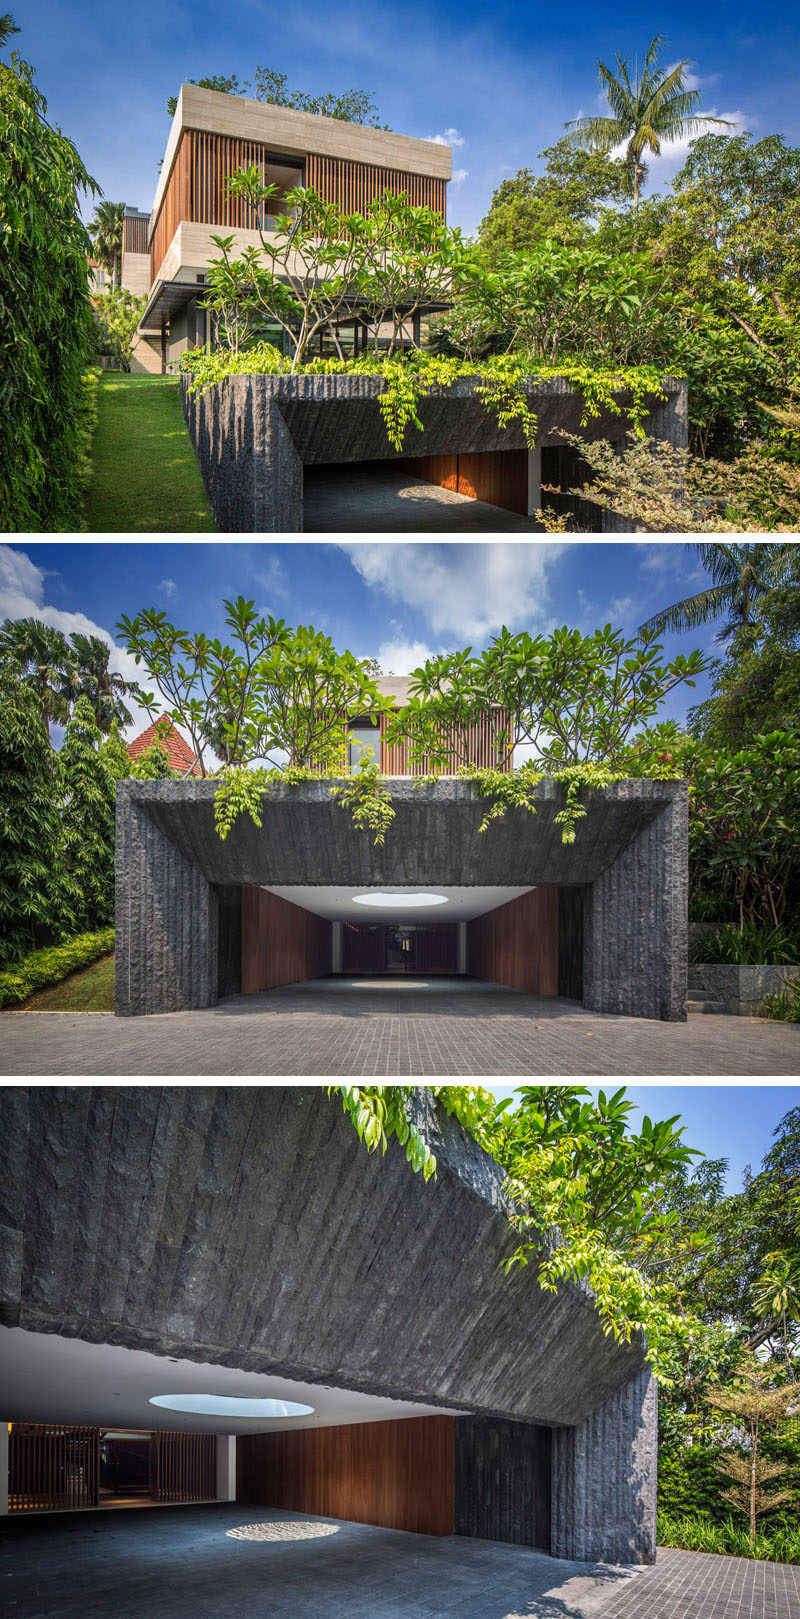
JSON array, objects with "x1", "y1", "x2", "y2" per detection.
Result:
[{"x1": 124, "y1": 85, "x2": 453, "y2": 373}]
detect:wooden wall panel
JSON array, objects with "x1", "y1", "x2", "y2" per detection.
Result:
[
  {"x1": 242, "y1": 886, "x2": 331, "y2": 992},
  {"x1": 342, "y1": 923, "x2": 387, "y2": 973},
  {"x1": 122, "y1": 215, "x2": 149, "y2": 255},
  {"x1": 410, "y1": 925, "x2": 458, "y2": 973},
  {"x1": 379, "y1": 709, "x2": 513, "y2": 776},
  {"x1": 8, "y1": 1425, "x2": 99, "y2": 1513},
  {"x1": 467, "y1": 887, "x2": 558, "y2": 996},
  {"x1": 307, "y1": 154, "x2": 446, "y2": 219},
  {"x1": 237, "y1": 1416, "x2": 455, "y2": 1536},
  {"x1": 150, "y1": 1432, "x2": 216, "y2": 1502},
  {"x1": 401, "y1": 450, "x2": 529, "y2": 517}
]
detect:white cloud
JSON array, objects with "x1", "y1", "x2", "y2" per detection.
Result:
[
  {"x1": 375, "y1": 637, "x2": 440, "y2": 674},
  {"x1": 159, "y1": 577, "x2": 178, "y2": 599},
  {"x1": 451, "y1": 168, "x2": 469, "y2": 186},
  {"x1": 338, "y1": 542, "x2": 565, "y2": 641},
  {"x1": 0, "y1": 544, "x2": 153, "y2": 738},
  {"x1": 251, "y1": 553, "x2": 290, "y2": 602},
  {"x1": 426, "y1": 127, "x2": 465, "y2": 147}
]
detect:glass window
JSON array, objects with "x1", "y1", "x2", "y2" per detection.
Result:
[{"x1": 348, "y1": 724, "x2": 379, "y2": 771}]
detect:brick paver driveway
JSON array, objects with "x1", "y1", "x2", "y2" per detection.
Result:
[
  {"x1": 1, "y1": 1505, "x2": 797, "y2": 1618},
  {"x1": 2, "y1": 978, "x2": 799, "y2": 1076}
]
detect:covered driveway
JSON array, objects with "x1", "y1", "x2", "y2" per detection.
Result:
[{"x1": 2, "y1": 1504, "x2": 797, "y2": 1619}]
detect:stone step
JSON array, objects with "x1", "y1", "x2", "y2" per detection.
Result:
[
  {"x1": 686, "y1": 987, "x2": 720, "y2": 1001},
  {"x1": 687, "y1": 999, "x2": 728, "y2": 1014}
]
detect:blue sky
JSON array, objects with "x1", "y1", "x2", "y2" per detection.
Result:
[
  {"x1": 2, "y1": 540, "x2": 732, "y2": 735},
  {"x1": 487, "y1": 1085, "x2": 800, "y2": 1193},
  {"x1": 12, "y1": 1, "x2": 800, "y2": 236}
]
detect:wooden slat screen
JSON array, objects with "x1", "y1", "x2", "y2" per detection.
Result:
[
  {"x1": 241, "y1": 886, "x2": 331, "y2": 993},
  {"x1": 379, "y1": 709, "x2": 514, "y2": 776},
  {"x1": 402, "y1": 450, "x2": 529, "y2": 517},
  {"x1": 150, "y1": 1431, "x2": 216, "y2": 1502},
  {"x1": 306, "y1": 153, "x2": 446, "y2": 220},
  {"x1": 122, "y1": 215, "x2": 149, "y2": 255},
  {"x1": 150, "y1": 128, "x2": 447, "y2": 281},
  {"x1": 8, "y1": 1424, "x2": 99, "y2": 1513},
  {"x1": 467, "y1": 887, "x2": 559, "y2": 996}
]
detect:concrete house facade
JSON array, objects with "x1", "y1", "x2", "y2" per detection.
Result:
[
  {"x1": 126, "y1": 85, "x2": 452, "y2": 374},
  {"x1": 114, "y1": 679, "x2": 688, "y2": 1021},
  {"x1": 0, "y1": 1086, "x2": 657, "y2": 1565}
]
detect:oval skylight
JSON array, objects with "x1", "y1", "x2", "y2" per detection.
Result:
[
  {"x1": 352, "y1": 892, "x2": 448, "y2": 908},
  {"x1": 149, "y1": 1395, "x2": 314, "y2": 1419}
]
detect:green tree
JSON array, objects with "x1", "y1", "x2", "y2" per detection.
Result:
[
  {"x1": 59, "y1": 695, "x2": 117, "y2": 930},
  {"x1": 479, "y1": 141, "x2": 632, "y2": 254},
  {"x1": 640, "y1": 543, "x2": 793, "y2": 638},
  {"x1": 0, "y1": 664, "x2": 66, "y2": 963},
  {"x1": 89, "y1": 199, "x2": 125, "y2": 289},
  {"x1": 92, "y1": 287, "x2": 147, "y2": 369},
  {"x1": 67, "y1": 632, "x2": 134, "y2": 733},
  {"x1": 707, "y1": 1363, "x2": 800, "y2": 1541},
  {"x1": 167, "y1": 68, "x2": 384, "y2": 127},
  {"x1": 688, "y1": 548, "x2": 800, "y2": 745},
  {"x1": 0, "y1": 619, "x2": 74, "y2": 737},
  {"x1": 0, "y1": 17, "x2": 97, "y2": 529},
  {"x1": 565, "y1": 35, "x2": 730, "y2": 210}
]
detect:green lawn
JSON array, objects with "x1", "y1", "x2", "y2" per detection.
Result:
[
  {"x1": 21, "y1": 952, "x2": 115, "y2": 1011},
  {"x1": 84, "y1": 373, "x2": 215, "y2": 532}
]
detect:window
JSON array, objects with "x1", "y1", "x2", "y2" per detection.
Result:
[{"x1": 348, "y1": 722, "x2": 380, "y2": 771}]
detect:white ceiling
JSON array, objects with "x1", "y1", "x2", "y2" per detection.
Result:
[
  {"x1": 261, "y1": 884, "x2": 535, "y2": 923},
  {"x1": 0, "y1": 1327, "x2": 462, "y2": 1434}
]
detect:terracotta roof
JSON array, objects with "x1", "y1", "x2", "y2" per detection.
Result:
[{"x1": 127, "y1": 719, "x2": 202, "y2": 777}]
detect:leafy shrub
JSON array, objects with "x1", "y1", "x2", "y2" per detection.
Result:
[
  {"x1": 762, "y1": 979, "x2": 800, "y2": 1023},
  {"x1": 691, "y1": 921, "x2": 800, "y2": 965},
  {"x1": 658, "y1": 1511, "x2": 800, "y2": 1563},
  {"x1": 658, "y1": 1444, "x2": 731, "y2": 1525},
  {"x1": 0, "y1": 42, "x2": 96, "y2": 529},
  {"x1": 0, "y1": 928, "x2": 115, "y2": 1008}
]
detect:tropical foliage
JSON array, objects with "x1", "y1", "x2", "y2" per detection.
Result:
[
  {"x1": 0, "y1": 925, "x2": 115, "y2": 1007},
  {"x1": 92, "y1": 287, "x2": 147, "y2": 369},
  {"x1": 166, "y1": 68, "x2": 384, "y2": 127},
  {"x1": 0, "y1": 16, "x2": 96, "y2": 529},
  {"x1": 88, "y1": 199, "x2": 125, "y2": 289}
]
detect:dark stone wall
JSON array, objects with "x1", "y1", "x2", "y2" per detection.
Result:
[
  {"x1": 557, "y1": 887, "x2": 585, "y2": 1001},
  {"x1": 181, "y1": 373, "x2": 688, "y2": 534},
  {"x1": 583, "y1": 787, "x2": 688, "y2": 1021},
  {"x1": 216, "y1": 886, "x2": 242, "y2": 999},
  {"x1": 455, "y1": 1416, "x2": 551, "y2": 1552},
  {"x1": 551, "y1": 1367, "x2": 657, "y2": 1565},
  {"x1": 114, "y1": 790, "x2": 219, "y2": 1016}
]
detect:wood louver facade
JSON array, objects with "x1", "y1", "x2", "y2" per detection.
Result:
[
  {"x1": 8, "y1": 1424, "x2": 99, "y2": 1513},
  {"x1": 149, "y1": 1431, "x2": 216, "y2": 1503},
  {"x1": 151, "y1": 129, "x2": 447, "y2": 281}
]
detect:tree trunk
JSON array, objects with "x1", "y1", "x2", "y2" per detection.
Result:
[{"x1": 750, "y1": 1453, "x2": 757, "y2": 1542}]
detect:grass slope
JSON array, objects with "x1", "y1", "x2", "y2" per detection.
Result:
[
  {"x1": 21, "y1": 953, "x2": 115, "y2": 1011},
  {"x1": 84, "y1": 374, "x2": 215, "y2": 532}
]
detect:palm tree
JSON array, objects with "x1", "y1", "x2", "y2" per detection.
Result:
[
  {"x1": 565, "y1": 35, "x2": 731, "y2": 209},
  {"x1": 0, "y1": 619, "x2": 74, "y2": 738},
  {"x1": 68, "y1": 633, "x2": 134, "y2": 733},
  {"x1": 639, "y1": 543, "x2": 793, "y2": 640},
  {"x1": 89, "y1": 200, "x2": 125, "y2": 289},
  {"x1": 0, "y1": 13, "x2": 20, "y2": 47}
]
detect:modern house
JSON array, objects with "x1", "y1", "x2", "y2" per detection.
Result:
[
  {"x1": 0, "y1": 1086, "x2": 657, "y2": 1565},
  {"x1": 126, "y1": 85, "x2": 452, "y2": 374},
  {"x1": 114, "y1": 677, "x2": 688, "y2": 1019}
]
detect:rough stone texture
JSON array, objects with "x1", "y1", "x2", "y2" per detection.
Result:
[
  {"x1": 115, "y1": 791, "x2": 219, "y2": 1016},
  {"x1": 584, "y1": 786, "x2": 688, "y2": 1022},
  {"x1": 0, "y1": 1087, "x2": 647, "y2": 1438},
  {"x1": 181, "y1": 373, "x2": 688, "y2": 533},
  {"x1": 552, "y1": 1368, "x2": 657, "y2": 1566},
  {"x1": 114, "y1": 777, "x2": 688, "y2": 1021},
  {"x1": 454, "y1": 1417, "x2": 551, "y2": 1552},
  {"x1": 690, "y1": 963, "x2": 800, "y2": 1015}
]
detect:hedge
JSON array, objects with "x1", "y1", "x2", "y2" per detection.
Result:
[
  {"x1": 658, "y1": 1511, "x2": 800, "y2": 1564},
  {"x1": 0, "y1": 928, "x2": 115, "y2": 1008}
]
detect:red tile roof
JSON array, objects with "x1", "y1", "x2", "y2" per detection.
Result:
[{"x1": 127, "y1": 719, "x2": 203, "y2": 777}]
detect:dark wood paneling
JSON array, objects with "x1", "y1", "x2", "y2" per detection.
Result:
[
  {"x1": 467, "y1": 887, "x2": 558, "y2": 996},
  {"x1": 401, "y1": 450, "x2": 528, "y2": 516},
  {"x1": 237, "y1": 1416, "x2": 455, "y2": 1536},
  {"x1": 8, "y1": 1425, "x2": 99, "y2": 1513},
  {"x1": 242, "y1": 886, "x2": 331, "y2": 992},
  {"x1": 150, "y1": 1432, "x2": 215, "y2": 1502},
  {"x1": 454, "y1": 1417, "x2": 551, "y2": 1551},
  {"x1": 217, "y1": 884, "x2": 242, "y2": 998},
  {"x1": 558, "y1": 887, "x2": 585, "y2": 1001},
  {"x1": 342, "y1": 922, "x2": 388, "y2": 973},
  {"x1": 410, "y1": 925, "x2": 458, "y2": 973},
  {"x1": 121, "y1": 215, "x2": 149, "y2": 255}
]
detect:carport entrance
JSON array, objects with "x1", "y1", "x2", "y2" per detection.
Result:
[{"x1": 302, "y1": 462, "x2": 542, "y2": 532}]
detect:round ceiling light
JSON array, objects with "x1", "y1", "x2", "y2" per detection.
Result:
[
  {"x1": 149, "y1": 1395, "x2": 314, "y2": 1419},
  {"x1": 352, "y1": 892, "x2": 448, "y2": 908}
]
